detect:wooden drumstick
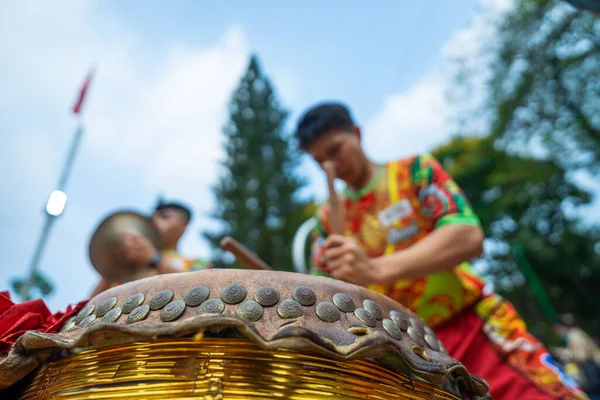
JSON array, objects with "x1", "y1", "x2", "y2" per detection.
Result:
[
  {"x1": 220, "y1": 236, "x2": 273, "y2": 270},
  {"x1": 323, "y1": 161, "x2": 344, "y2": 235}
]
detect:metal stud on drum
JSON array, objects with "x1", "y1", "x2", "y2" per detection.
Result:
[
  {"x1": 237, "y1": 300, "x2": 264, "y2": 321},
  {"x1": 160, "y1": 300, "x2": 186, "y2": 322},
  {"x1": 254, "y1": 286, "x2": 279, "y2": 307},
  {"x1": 292, "y1": 286, "x2": 316, "y2": 306},
  {"x1": 184, "y1": 286, "x2": 210, "y2": 307},
  {"x1": 332, "y1": 293, "x2": 356, "y2": 312},
  {"x1": 122, "y1": 293, "x2": 145, "y2": 314},
  {"x1": 316, "y1": 301, "x2": 341, "y2": 322},
  {"x1": 150, "y1": 290, "x2": 174, "y2": 310},
  {"x1": 277, "y1": 299, "x2": 303, "y2": 319},
  {"x1": 102, "y1": 307, "x2": 122, "y2": 323},
  {"x1": 221, "y1": 284, "x2": 247, "y2": 304},
  {"x1": 198, "y1": 298, "x2": 225, "y2": 315},
  {"x1": 126, "y1": 305, "x2": 150, "y2": 324},
  {"x1": 96, "y1": 297, "x2": 118, "y2": 317}
]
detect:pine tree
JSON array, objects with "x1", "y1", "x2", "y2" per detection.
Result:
[{"x1": 203, "y1": 55, "x2": 307, "y2": 271}]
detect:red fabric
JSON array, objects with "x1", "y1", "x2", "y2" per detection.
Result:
[
  {"x1": 72, "y1": 70, "x2": 94, "y2": 115},
  {"x1": 0, "y1": 291, "x2": 88, "y2": 355},
  {"x1": 435, "y1": 308, "x2": 560, "y2": 400}
]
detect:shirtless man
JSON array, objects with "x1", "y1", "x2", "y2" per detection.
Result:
[{"x1": 90, "y1": 201, "x2": 211, "y2": 297}]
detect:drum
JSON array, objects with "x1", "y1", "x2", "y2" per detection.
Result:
[{"x1": 3, "y1": 270, "x2": 489, "y2": 399}]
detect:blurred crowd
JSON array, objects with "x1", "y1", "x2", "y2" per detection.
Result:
[{"x1": 553, "y1": 315, "x2": 600, "y2": 399}]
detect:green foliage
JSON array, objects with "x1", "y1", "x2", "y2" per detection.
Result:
[
  {"x1": 203, "y1": 55, "x2": 308, "y2": 271},
  {"x1": 451, "y1": 0, "x2": 600, "y2": 171},
  {"x1": 433, "y1": 135, "x2": 600, "y2": 338},
  {"x1": 446, "y1": 0, "x2": 600, "y2": 340}
]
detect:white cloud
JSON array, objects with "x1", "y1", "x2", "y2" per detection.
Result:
[
  {"x1": 363, "y1": 0, "x2": 516, "y2": 161},
  {"x1": 443, "y1": 0, "x2": 514, "y2": 60},
  {"x1": 0, "y1": 1, "x2": 256, "y2": 310},
  {"x1": 363, "y1": 73, "x2": 450, "y2": 161},
  {"x1": 86, "y1": 25, "x2": 250, "y2": 198}
]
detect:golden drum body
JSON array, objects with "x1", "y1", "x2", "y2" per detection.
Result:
[{"x1": 4, "y1": 270, "x2": 489, "y2": 399}]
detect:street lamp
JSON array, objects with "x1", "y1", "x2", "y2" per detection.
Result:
[{"x1": 46, "y1": 190, "x2": 68, "y2": 217}]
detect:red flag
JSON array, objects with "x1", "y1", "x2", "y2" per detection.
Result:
[{"x1": 72, "y1": 70, "x2": 94, "y2": 115}]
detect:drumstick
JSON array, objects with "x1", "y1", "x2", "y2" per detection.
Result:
[
  {"x1": 220, "y1": 236, "x2": 273, "y2": 270},
  {"x1": 323, "y1": 161, "x2": 344, "y2": 235}
]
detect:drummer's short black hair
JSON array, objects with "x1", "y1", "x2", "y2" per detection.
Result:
[
  {"x1": 295, "y1": 102, "x2": 355, "y2": 150},
  {"x1": 155, "y1": 201, "x2": 192, "y2": 222}
]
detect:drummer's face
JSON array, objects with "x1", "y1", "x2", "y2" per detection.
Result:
[
  {"x1": 306, "y1": 127, "x2": 366, "y2": 187},
  {"x1": 152, "y1": 209, "x2": 188, "y2": 243}
]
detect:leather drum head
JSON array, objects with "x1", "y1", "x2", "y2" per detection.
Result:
[
  {"x1": 88, "y1": 210, "x2": 161, "y2": 283},
  {"x1": 0, "y1": 270, "x2": 490, "y2": 399}
]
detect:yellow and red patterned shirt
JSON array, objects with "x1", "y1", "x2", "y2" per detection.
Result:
[
  {"x1": 160, "y1": 250, "x2": 212, "y2": 273},
  {"x1": 310, "y1": 153, "x2": 486, "y2": 328}
]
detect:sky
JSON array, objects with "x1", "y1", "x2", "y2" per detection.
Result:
[{"x1": 1, "y1": 0, "x2": 596, "y2": 311}]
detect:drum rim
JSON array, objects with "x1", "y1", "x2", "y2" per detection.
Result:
[{"x1": 20, "y1": 337, "x2": 464, "y2": 400}]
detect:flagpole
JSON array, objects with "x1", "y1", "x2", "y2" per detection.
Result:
[
  {"x1": 58, "y1": 124, "x2": 84, "y2": 189},
  {"x1": 17, "y1": 123, "x2": 85, "y2": 301},
  {"x1": 19, "y1": 213, "x2": 57, "y2": 300},
  {"x1": 14, "y1": 70, "x2": 93, "y2": 301},
  {"x1": 510, "y1": 241, "x2": 559, "y2": 323}
]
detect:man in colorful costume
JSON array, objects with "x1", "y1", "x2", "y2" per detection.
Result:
[
  {"x1": 90, "y1": 200, "x2": 211, "y2": 296},
  {"x1": 296, "y1": 102, "x2": 588, "y2": 400}
]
